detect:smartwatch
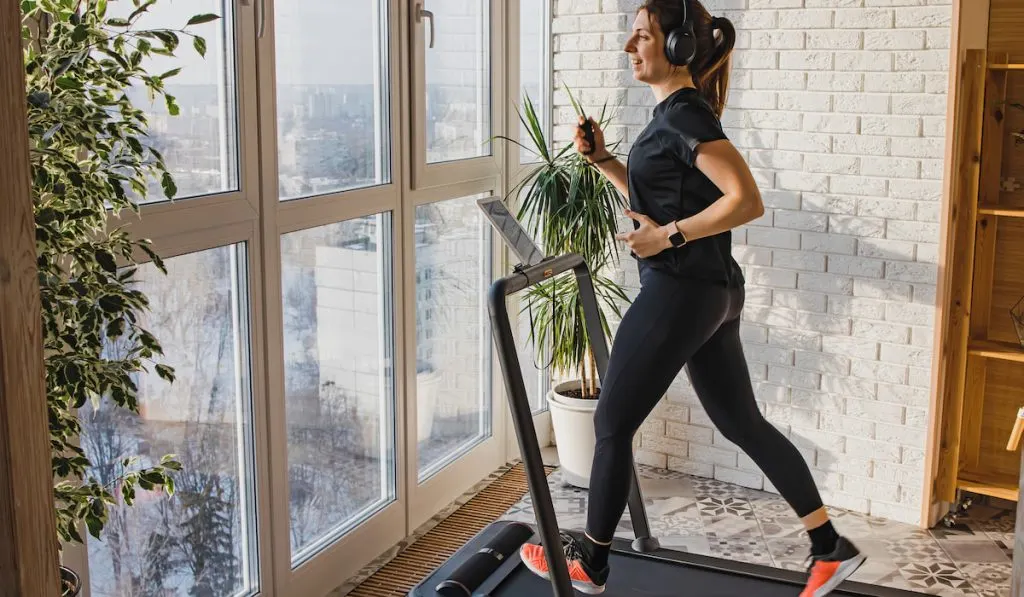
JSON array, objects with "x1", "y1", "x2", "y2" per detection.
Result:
[{"x1": 668, "y1": 228, "x2": 687, "y2": 248}]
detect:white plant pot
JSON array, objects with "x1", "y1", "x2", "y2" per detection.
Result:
[
  {"x1": 417, "y1": 370, "x2": 440, "y2": 443},
  {"x1": 548, "y1": 379, "x2": 599, "y2": 489}
]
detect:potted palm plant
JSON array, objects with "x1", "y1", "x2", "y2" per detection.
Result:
[
  {"x1": 22, "y1": 1, "x2": 216, "y2": 592},
  {"x1": 495, "y1": 88, "x2": 630, "y2": 487}
]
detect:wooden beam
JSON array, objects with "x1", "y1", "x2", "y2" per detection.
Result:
[
  {"x1": 922, "y1": 0, "x2": 991, "y2": 529},
  {"x1": 0, "y1": 0, "x2": 60, "y2": 594}
]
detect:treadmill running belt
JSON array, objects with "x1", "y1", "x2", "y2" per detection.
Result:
[
  {"x1": 493, "y1": 551, "x2": 804, "y2": 597},
  {"x1": 410, "y1": 521, "x2": 928, "y2": 597}
]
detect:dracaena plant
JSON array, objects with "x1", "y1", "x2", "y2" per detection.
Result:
[
  {"x1": 494, "y1": 88, "x2": 630, "y2": 399},
  {"x1": 21, "y1": 0, "x2": 218, "y2": 563}
]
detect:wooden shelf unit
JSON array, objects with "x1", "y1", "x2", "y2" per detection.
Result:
[
  {"x1": 978, "y1": 205, "x2": 1024, "y2": 218},
  {"x1": 935, "y1": 50, "x2": 1024, "y2": 505}
]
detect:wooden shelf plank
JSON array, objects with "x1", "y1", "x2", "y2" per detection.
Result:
[
  {"x1": 978, "y1": 205, "x2": 1024, "y2": 218},
  {"x1": 958, "y1": 470, "x2": 1019, "y2": 502},
  {"x1": 988, "y1": 63, "x2": 1024, "y2": 70},
  {"x1": 968, "y1": 340, "x2": 1024, "y2": 363}
]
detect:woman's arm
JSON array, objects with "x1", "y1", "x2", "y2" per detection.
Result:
[
  {"x1": 616, "y1": 138, "x2": 763, "y2": 258},
  {"x1": 573, "y1": 117, "x2": 629, "y2": 200},
  {"x1": 671, "y1": 138, "x2": 763, "y2": 242},
  {"x1": 589, "y1": 151, "x2": 629, "y2": 200}
]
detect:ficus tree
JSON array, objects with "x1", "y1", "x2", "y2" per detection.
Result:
[{"x1": 20, "y1": 0, "x2": 219, "y2": 583}]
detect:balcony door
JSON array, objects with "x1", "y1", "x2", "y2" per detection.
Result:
[{"x1": 402, "y1": 0, "x2": 510, "y2": 531}]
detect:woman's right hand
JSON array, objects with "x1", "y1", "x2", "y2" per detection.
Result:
[{"x1": 574, "y1": 116, "x2": 609, "y2": 161}]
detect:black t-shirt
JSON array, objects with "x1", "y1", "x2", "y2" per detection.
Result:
[{"x1": 626, "y1": 86, "x2": 744, "y2": 287}]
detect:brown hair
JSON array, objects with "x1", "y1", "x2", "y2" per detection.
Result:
[{"x1": 638, "y1": 0, "x2": 736, "y2": 117}]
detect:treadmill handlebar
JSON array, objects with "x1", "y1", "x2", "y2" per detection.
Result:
[
  {"x1": 487, "y1": 262, "x2": 576, "y2": 597},
  {"x1": 489, "y1": 254, "x2": 585, "y2": 298},
  {"x1": 486, "y1": 253, "x2": 657, "y2": 597}
]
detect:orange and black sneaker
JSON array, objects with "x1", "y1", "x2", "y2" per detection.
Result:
[
  {"x1": 519, "y1": 532, "x2": 609, "y2": 594},
  {"x1": 800, "y1": 536, "x2": 867, "y2": 597}
]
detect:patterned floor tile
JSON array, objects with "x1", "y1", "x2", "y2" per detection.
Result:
[
  {"x1": 697, "y1": 496, "x2": 755, "y2": 518},
  {"x1": 958, "y1": 563, "x2": 1011, "y2": 597},
  {"x1": 757, "y1": 514, "x2": 806, "y2": 540},
  {"x1": 897, "y1": 561, "x2": 977, "y2": 595},
  {"x1": 707, "y1": 530, "x2": 773, "y2": 566},
  {"x1": 638, "y1": 476, "x2": 695, "y2": 499},
  {"x1": 882, "y1": 535, "x2": 949, "y2": 562},
  {"x1": 654, "y1": 533, "x2": 712, "y2": 554},
  {"x1": 691, "y1": 477, "x2": 751, "y2": 499},
  {"x1": 646, "y1": 495, "x2": 699, "y2": 518},
  {"x1": 938, "y1": 539, "x2": 1011, "y2": 564},
  {"x1": 986, "y1": 532, "x2": 1013, "y2": 560},
  {"x1": 765, "y1": 538, "x2": 811, "y2": 571},
  {"x1": 840, "y1": 557, "x2": 920, "y2": 592},
  {"x1": 702, "y1": 513, "x2": 762, "y2": 537}
]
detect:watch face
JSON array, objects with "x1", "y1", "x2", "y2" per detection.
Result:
[{"x1": 670, "y1": 231, "x2": 685, "y2": 247}]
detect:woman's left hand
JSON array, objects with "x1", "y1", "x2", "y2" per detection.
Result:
[{"x1": 615, "y1": 208, "x2": 675, "y2": 258}]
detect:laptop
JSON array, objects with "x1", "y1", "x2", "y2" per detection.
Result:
[{"x1": 476, "y1": 196, "x2": 547, "y2": 268}]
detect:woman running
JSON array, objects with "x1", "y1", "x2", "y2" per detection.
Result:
[{"x1": 518, "y1": 2, "x2": 865, "y2": 596}]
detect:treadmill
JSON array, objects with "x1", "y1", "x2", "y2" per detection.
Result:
[{"x1": 408, "y1": 196, "x2": 927, "y2": 597}]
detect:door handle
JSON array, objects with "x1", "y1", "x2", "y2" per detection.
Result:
[{"x1": 416, "y1": 3, "x2": 434, "y2": 49}]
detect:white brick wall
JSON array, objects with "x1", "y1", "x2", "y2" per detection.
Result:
[{"x1": 552, "y1": 0, "x2": 952, "y2": 525}]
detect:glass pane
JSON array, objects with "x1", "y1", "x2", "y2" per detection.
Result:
[
  {"x1": 515, "y1": 300, "x2": 548, "y2": 413},
  {"x1": 416, "y1": 194, "x2": 493, "y2": 479},
  {"x1": 281, "y1": 215, "x2": 396, "y2": 565},
  {"x1": 519, "y1": 0, "x2": 548, "y2": 164},
  {"x1": 275, "y1": 1, "x2": 391, "y2": 200},
  {"x1": 116, "y1": 0, "x2": 239, "y2": 202},
  {"x1": 424, "y1": 1, "x2": 491, "y2": 163},
  {"x1": 82, "y1": 245, "x2": 257, "y2": 596}
]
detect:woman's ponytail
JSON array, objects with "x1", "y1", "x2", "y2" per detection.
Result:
[{"x1": 694, "y1": 14, "x2": 736, "y2": 117}]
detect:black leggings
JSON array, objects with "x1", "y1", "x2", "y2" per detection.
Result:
[{"x1": 585, "y1": 264, "x2": 824, "y2": 542}]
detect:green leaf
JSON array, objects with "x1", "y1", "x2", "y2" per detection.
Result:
[
  {"x1": 27, "y1": 90, "x2": 50, "y2": 108},
  {"x1": 85, "y1": 514, "x2": 103, "y2": 539},
  {"x1": 55, "y1": 77, "x2": 82, "y2": 90},
  {"x1": 159, "y1": 67, "x2": 181, "y2": 80},
  {"x1": 165, "y1": 94, "x2": 179, "y2": 116},
  {"x1": 95, "y1": 249, "x2": 117, "y2": 273},
  {"x1": 107, "y1": 17, "x2": 131, "y2": 27},
  {"x1": 155, "y1": 364, "x2": 175, "y2": 383},
  {"x1": 71, "y1": 24, "x2": 88, "y2": 43},
  {"x1": 193, "y1": 36, "x2": 207, "y2": 57},
  {"x1": 160, "y1": 172, "x2": 177, "y2": 199},
  {"x1": 98, "y1": 294, "x2": 124, "y2": 313},
  {"x1": 186, "y1": 13, "x2": 221, "y2": 26}
]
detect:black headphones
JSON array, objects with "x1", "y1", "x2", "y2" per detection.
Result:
[{"x1": 663, "y1": 0, "x2": 696, "y2": 66}]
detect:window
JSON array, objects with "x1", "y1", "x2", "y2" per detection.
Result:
[
  {"x1": 516, "y1": 299, "x2": 549, "y2": 414},
  {"x1": 415, "y1": 194, "x2": 493, "y2": 479},
  {"x1": 423, "y1": 2, "x2": 492, "y2": 163},
  {"x1": 274, "y1": 0, "x2": 392, "y2": 200},
  {"x1": 81, "y1": 245, "x2": 257, "y2": 596},
  {"x1": 280, "y1": 215, "x2": 397, "y2": 566},
  {"x1": 519, "y1": 0, "x2": 550, "y2": 164},
  {"x1": 118, "y1": 0, "x2": 240, "y2": 202}
]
